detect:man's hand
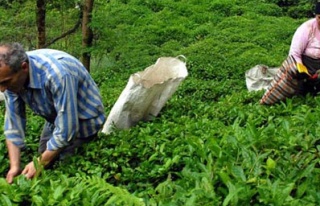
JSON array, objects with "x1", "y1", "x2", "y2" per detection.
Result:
[
  {"x1": 6, "y1": 166, "x2": 21, "y2": 184},
  {"x1": 20, "y1": 149, "x2": 61, "y2": 180},
  {"x1": 21, "y1": 161, "x2": 38, "y2": 179}
]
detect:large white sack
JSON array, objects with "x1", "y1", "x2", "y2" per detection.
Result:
[{"x1": 102, "y1": 55, "x2": 188, "y2": 135}]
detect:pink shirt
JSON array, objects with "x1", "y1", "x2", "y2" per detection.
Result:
[{"x1": 289, "y1": 18, "x2": 320, "y2": 63}]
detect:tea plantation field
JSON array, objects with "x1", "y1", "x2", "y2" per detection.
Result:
[{"x1": 1, "y1": 0, "x2": 320, "y2": 205}]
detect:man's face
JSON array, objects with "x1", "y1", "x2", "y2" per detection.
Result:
[{"x1": 0, "y1": 61, "x2": 28, "y2": 93}]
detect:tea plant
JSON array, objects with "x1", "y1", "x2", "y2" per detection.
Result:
[{"x1": 0, "y1": 0, "x2": 320, "y2": 205}]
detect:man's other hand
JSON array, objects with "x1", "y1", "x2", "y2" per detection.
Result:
[{"x1": 6, "y1": 166, "x2": 21, "y2": 184}]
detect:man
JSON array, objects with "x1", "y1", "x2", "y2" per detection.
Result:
[
  {"x1": 260, "y1": 2, "x2": 320, "y2": 104},
  {"x1": 0, "y1": 42, "x2": 106, "y2": 183}
]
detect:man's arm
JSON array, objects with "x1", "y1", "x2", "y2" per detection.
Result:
[
  {"x1": 6, "y1": 139, "x2": 21, "y2": 184},
  {"x1": 39, "y1": 149, "x2": 61, "y2": 166},
  {"x1": 46, "y1": 74, "x2": 79, "y2": 151}
]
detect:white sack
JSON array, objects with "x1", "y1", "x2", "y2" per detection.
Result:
[
  {"x1": 102, "y1": 55, "x2": 188, "y2": 135},
  {"x1": 245, "y1": 64, "x2": 279, "y2": 92}
]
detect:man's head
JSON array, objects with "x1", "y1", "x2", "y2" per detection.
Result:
[{"x1": 0, "y1": 42, "x2": 29, "y2": 93}]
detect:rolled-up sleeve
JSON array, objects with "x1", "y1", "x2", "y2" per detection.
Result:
[{"x1": 4, "y1": 92, "x2": 26, "y2": 148}]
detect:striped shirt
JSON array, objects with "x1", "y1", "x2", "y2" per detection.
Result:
[{"x1": 4, "y1": 49, "x2": 106, "y2": 151}]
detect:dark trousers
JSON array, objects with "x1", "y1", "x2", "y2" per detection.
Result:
[
  {"x1": 297, "y1": 79, "x2": 320, "y2": 96},
  {"x1": 38, "y1": 122, "x2": 96, "y2": 159}
]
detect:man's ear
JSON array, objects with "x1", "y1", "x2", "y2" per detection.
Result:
[{"x1": 21, "y1": 61, "x2": 29, "y2": 72}]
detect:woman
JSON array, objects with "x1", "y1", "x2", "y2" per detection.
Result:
[
  {"x1": 290, "y1": 2, "x2": 320, "y2": 77},
  {"x1": 260, "y1": 2, "x2": 320, "y2": 104}
]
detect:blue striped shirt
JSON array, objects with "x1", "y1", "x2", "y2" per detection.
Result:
[{"x1": 4, "y1": 49, "x2": 106, "y2": 151}]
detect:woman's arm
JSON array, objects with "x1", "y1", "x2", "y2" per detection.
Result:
[{"x1": 289, "y1": 20, "x2": 312, "y2": 63}]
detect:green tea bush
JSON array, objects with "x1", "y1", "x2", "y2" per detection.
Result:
[{"x1": 1, "y1": 0, "x2": 320, "y2": 205}]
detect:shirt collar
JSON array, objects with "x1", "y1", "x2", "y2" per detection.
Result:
[{"x1": 27, "y1": 57, "x2": 43, "y2": 89}]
